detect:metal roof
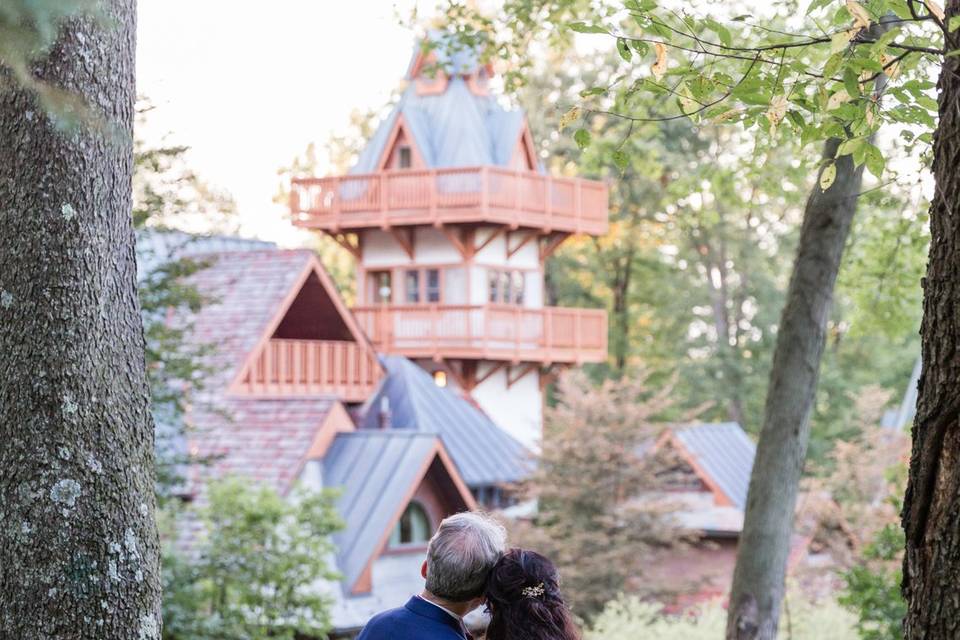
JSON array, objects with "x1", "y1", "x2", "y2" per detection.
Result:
[
  {"x1": 350, "y1": 56, "x2": 531, "y2": 175},
  {"x1": 673, "y1": 422, "x2": 755, "y2": 511},
  {"x1": 359, "y1": 356, "x2": 532, "y2": 487},
  {"x1": 323, "y1": 431, "x2": 442, "y2": 591}
]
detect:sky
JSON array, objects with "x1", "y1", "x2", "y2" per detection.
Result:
[{"x1": 136, "y1": 0, "x2": 441, "y2": 246}]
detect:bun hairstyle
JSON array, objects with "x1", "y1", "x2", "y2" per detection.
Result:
[{"x1": 483, "y1": 548, "x2": 580, "y2": 640}]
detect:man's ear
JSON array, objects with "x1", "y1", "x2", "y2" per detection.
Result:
[{"x1": 421, "y1": 560, "x2": 428, "y2": 579}]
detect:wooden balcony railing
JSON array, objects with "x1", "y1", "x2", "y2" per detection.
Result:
[
  {"x1": 352, "y1": 304, "x2": 607, "y2": 364},
  {"x1": 290, "y1": 166, "x2": 609, "y2": 236},
  {"x1": 235, "y1": 339, "x2": 381, "y2": 402}
]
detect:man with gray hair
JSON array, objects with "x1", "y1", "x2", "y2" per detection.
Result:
[{"x1": 357, "y1": 511, "x2": 507, "y2": 640}]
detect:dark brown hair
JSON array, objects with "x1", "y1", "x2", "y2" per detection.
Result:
[{"x1": 483, "y1": 548, "x2": 580, "y2": 640}]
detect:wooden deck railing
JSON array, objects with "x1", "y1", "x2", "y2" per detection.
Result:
[
  {"x1": 236, "y1": 339, "x2": 381, "y2": 401},
  {"x1": 352, "y1": 304, "x2": 607, "y2": 364},
  {"x1": 290, "y1": 166, "x2": 609, "y2": 235}
]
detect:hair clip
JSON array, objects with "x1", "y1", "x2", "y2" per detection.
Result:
[{"x1": 521, "y1": 582, "x2": 545, "y2": 599}]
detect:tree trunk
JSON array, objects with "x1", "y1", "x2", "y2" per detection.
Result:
[
  {"x1": 0, "y1": 3, "x2": 161, "y2": 639},
  {"x1": 725, "y1": 137, "x2": 866, "y2": 639},
  {"x1": 901, "y1": 4, "x2": 960, "y2": 637}
]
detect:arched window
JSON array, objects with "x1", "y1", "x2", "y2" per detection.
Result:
[{"x1": 389, "y1": 502, "x2": 432, "y2": 547}]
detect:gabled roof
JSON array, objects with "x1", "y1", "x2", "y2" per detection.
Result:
[
  {"x1": 359, "y1": 356, "x2": 531, "y2": 487},
  {"x1": 350, "y1": 70, "x2": 533, "y2": 174},
  {"x1": 666, "y1": 422, "x2": 755, "y2": 511},
  {"x1": 180, "y1": 248, "x2": 377, "y2": 390},
  {"x1": 324, "y1": 431, "x2": 475, "y2": 592}
]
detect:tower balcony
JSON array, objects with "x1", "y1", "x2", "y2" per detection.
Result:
[
  {"x1": 351, "y1": 304, "x2": 608, "y2": 364},
  {"x1": 290, "y1": 166, "x2": 609, "y2": 236}
]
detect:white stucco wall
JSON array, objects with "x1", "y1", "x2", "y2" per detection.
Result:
[
  {"x1": 471, "y1": 364, "x2": 542, "y2": 449},
  {"x1": 474, "y1": 227, "x2": 540, "y2": 269},
  {"x1": 360, "y1": 228, "x2": 462, "y2": 268}
]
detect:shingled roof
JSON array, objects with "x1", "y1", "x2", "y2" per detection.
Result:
[{"x1": 359, "y1": 356, "x2": 531, "y2": 487}]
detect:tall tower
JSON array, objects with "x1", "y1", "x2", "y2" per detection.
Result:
[{"x1": 290, "y1": 36, "x2": 609, "y2": 447}]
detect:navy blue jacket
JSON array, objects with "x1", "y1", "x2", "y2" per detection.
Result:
[{"x1": 357, "y1": 596, "x2": 470, "y2": 640}]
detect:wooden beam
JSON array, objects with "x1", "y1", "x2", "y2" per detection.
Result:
[
  {"x1": 388, "y1": 227, "x2": 415, "y2": 260},
  {"x1": 475, "y1": 362, "x2": 507, "y2": 388},
  {"x1": 442, "y1": 360, "x2": 467, "y2": 390},
  {"x1": 460, "y1": 361, "x2": 478, "y2": 392},
  {"x1": 507, "y1": 230, "x2": 538, "y2": 259},
  {"x1": 440, "y1": 225, "x2": 469, "y2": 260},
  {"x1": 539, "y1": 232, "x2": 571, "y2": 262},
  {"x1": 507, "y1": 363, "x2": 538, "y2": 389},
  {"x1": 475, "y1": 226, "x2": 505, "y2": 256},
  {"x1": 325, "y1": 231, "x2": 361, "y2": 259}
]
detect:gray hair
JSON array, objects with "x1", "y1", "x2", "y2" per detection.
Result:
[{"x1": 424, "y1": 511, "x2": 507, "y2": 602}]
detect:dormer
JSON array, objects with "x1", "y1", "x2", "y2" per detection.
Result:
[{"x1": 229, "y1": 253, "x2": 383, "y2": 401}]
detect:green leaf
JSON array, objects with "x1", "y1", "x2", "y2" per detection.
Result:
[
  {"x1": 617, "y1": 38, "x2": 633, "y2": 62},
  {"x1": 950, "y1": 15, "x2": 960, "y2": 32},
  {"x1": 569, "y1": 22, "x2": 608, "y2": 34},
  {"x1": 612, "y1": 150, "x2": 629, "y2": 170},
  {"x1": 579, "y1": 87, "x2": 606, "y2": 98},
  {"x1": 863, "y1": 143, "x2": 885, "y2": 178},
  {"x1": 574, "y1": 128, "x2": 592, "y2": 150},
  {"x1": 820, "y1": 161, "x2": 837, "y2": 191}
]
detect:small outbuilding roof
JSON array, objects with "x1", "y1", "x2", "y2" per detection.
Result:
[
  {"x1": 669, "y1": 422, "x2": 756, "y2": 511},
  {"x1": 360, "y1": 356, "x2": 531, "y2": 487}
]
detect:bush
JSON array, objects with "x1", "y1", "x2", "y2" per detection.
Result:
[
  {"x1": 162, "y1": 478, "x2": 343, "y2": 640},
  {"x1": 586, "y1": 593, "x2": 859, "y2": 640}
]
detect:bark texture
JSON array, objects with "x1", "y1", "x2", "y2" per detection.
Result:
[
  {"x1": 724, "y1": 139, "x2": 867, "y2": 640},
  {"x1": 0, "y1": 3, "x2": 161, "y2": 639},
  {"x1": 901, "y1": 4, "x2": 960, "y2": 638}
]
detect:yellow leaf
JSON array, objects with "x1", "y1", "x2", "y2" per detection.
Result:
[
  {"x1": 711, "y1": 107, "x2": 743, "y2": 123},
  {"x1": 846, "y1": 0, "x2": 872, "y2": 29},
  {"x1": 882, "y1": 54, "x2": 901, "y2": 79},
  {"x1": 765, "y1": 95, "x2": 789, "y2": 127},
  {"x1": 559, "y1": 106, "x2": 582, "y2": 131},
  {"x1": 830, "y1": 29, "x2": 856, "y2": 54},
  {"x1": 925, "y1": 0, "x2": 945, "y2": 21},
  {"x1": 820, "y1": 162, "x2": 837, "y2": 191},
  {"x1": 827, "y1": 88, "x2": 852, "y2": 111},
  {"x1": 651, "y1": 42, "x2": 667, "y2": 81}
]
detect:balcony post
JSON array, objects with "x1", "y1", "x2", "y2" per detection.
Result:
[
  {"x1": 544, "y1": 175, "x2": 552, "y2": 230},
  {"x1": 514, "y1": 169, "x2": 522, "y2": 228},
  {"x1": 575, "y1": 179, "x2": 583, "y2": 234},
  {"x1": 575, "y1": 311, "x2": 583, "y2": 363},
  {"x1": 480, "y1": 167, "x2": 489, "y2": 216},
  {"x1": 379, "y1": 173, "x2": 388, "y2": 228}
]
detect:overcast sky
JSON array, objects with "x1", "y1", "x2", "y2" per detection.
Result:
[{"x1": 136, "y1": 0, "x2": 440, "y2": 245}]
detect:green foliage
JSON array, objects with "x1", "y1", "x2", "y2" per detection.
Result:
[
  {"x1": 514, "y1": 371, "x2": 688, "y2": 621},
  {"x1": 840, "y1": 524, "x2": 907, "y2": 640},
  {"x1": 521, "y1": 50, "x2": 920, "y2": 454},
  {"x1": 162, "y1": 478, "x2": 344, "y2": 640},
  {"x1": 133, "y1": 101, "x2": 238, "y2": 500},
  {"x1": 587, "y1": 593, "x2": 859, "y2": 640}
]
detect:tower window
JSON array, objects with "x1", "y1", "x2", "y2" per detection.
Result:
[
  {"x1": 404, "y1": 270, "x2": 420, "y2": 303},
  {"x1": 488, "y1": 269, "x2": 526, "y2": 305},
  {"x1": 389, "y1": 502, "x2": 432, "y2": 547},
  {"x1": 398, "y1": 146, "x2": 412, "y2": 169},
  {"x1": 426, "y1": 269, "x2": 441, "y2": 302}
]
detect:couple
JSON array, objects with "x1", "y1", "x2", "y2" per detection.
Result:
[{"x1": 357, "y1": 512, "x2": 578, "y2": 640}]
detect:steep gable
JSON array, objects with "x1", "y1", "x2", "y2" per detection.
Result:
[{"x1": 323, "y1": 431, "x2": 476, "y2": 594}]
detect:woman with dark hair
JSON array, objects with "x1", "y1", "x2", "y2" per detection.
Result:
[{"x1": 483, "y1": 548, "x2": 580, "y2": 640}]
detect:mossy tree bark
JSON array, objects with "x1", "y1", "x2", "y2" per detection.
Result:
[
  {"x1": 901, "y1": 3, "x2": 960, "y2": 638},
  {"x1": 0, "y1": 2, "x2": 161, "y2": 638}
]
